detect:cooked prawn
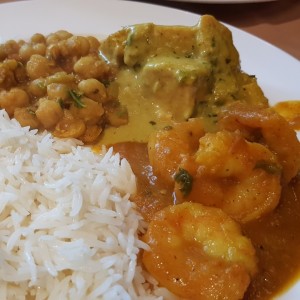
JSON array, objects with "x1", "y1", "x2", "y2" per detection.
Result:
[
  {"x1": 219, "y1": 102, "x2": 300, "y2": 184},
  {"x1": 149, "y1": 117, "x2": 282, "y2": 223},
  {"x1": 148, "y1": 118, "x2": 204, "y2": 184},
  {"x1": 142, "y1": 202, "x2": 257, "y2": 300},
  {"x1": 179, "y1": 130, "x2": 282, "y2": 223}
]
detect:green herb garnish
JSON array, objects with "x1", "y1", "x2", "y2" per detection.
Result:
[
  {"x1": 27, "y1": 108, "x2": 36, "y2": 115},
  {"x1": 126, "y1": 30, "x2": 134, "y2": 46},
  {"x1": 116, "y1": 105, "x2": 128, "y2": 118},
  {"x1": 163, "y1": 125, "x2": 173, "y2": 131},
  {"x1": 69, "y1": 90, "x2": 85, "y2": 108},
  {"x1": 174, "y1": 168, "x2": 193, "y2": 197},
  {"x1": 254, "y1": 160, "x2": 282, "y2": 175}
]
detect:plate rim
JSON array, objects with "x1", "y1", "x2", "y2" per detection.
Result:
[{"x1": 0, "y1": 0, "x2": 299, "y2": 298}]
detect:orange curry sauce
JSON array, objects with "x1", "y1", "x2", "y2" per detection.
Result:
[
  {"x1": 273, "y1": 100, "x2": 300, "y2": 131},
  {"x1": 112, "y1": 142, "x2": 300, "y2": 300}
]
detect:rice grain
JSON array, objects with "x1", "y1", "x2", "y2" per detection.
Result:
[{"x1": 0, "y1": 109, "x2": 169, "y2": 300}]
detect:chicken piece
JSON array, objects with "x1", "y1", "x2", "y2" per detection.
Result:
[
  {"x1": 142, "y1": 202, "x2": 257, "y2": 300},
  {"x1": 120, "y1": 20, "x2": 210, "y2": 121},
  {"x1": 100, "y1": 15, "x2": 268, "y2": 126},
  {"x1": 139, "y1": 56, "x2": 210, "y2": 121},
  {"x1": 98, "y1": 15, "x2": 268, "y2": 147}
]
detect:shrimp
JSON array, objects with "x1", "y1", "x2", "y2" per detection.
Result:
[
  {"x1": 179, "y1": 130, "x2": 282, "y2": 223},
  {"x1": 219, "y1": 102, "x2": 300, "y2": 184},
  {"x1": 148, "y1": 118, "x2": 205, "y2": 184},
  {"x1": 148, "y1": 117, "x2": 282, "y2": 223},
  {"x1": 142, "y1": 202, "x2": 257, "y2": 300}
]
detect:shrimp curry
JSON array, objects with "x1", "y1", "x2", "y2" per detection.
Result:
[{"x1": 100, "y1": 15, "x2": 300, "y2": 300}]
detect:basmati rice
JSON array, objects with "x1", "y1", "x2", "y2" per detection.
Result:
[{"x1": 0, "y1": 109, "x2": 171, "y2": 299}]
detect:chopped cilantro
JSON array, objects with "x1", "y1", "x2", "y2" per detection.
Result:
[
  {"x1": 174, "y1": 168, "x2": 193, "y2": 197},
  {"x1": 255, "y1": 160, "x2": 282, "y2": 175},
  {"x1": 69, "y1": 89, "x2": 85, "y2": 108}
]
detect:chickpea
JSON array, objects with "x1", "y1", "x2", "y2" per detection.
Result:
[
  {"x1": 14, "y1": 107, "x2": 41, "y2": 129},
  {"x1": 0, "y1": 60, "x2": 22, "y2": 88},
  {"x1": 46, "y1": 33, "x2": 61, "y2": 46},
  {"x1": 35, "y1": 98, "x2": 64, "y2": 129},
  {"x1": 26, "y1": 54, "x2": 52, "y2": 80},
  {"x1": 19, "y1": 43, "x2": 33, "y2": 61},
  {"x1": 30, "y1": 33, "x2": 46, "y2": 44},
  {"x1": 18, "y1": 40, "x2": 25, "y2": 47},
  {"x1": 79, "y1": 124, "x2": 102, "y2": 143},
  {"x1": 78, "y1": 79, "x2": 107, "y2": 103},
  {"x1": 53, "y1": 112, "x2": 86, "y2": 139},
  {"x1": 32, "y1": 43, "x2": 46, "y2": 56},
  {"x1": 3, "y1": 59, "x2": 18, "y2": 71},
  {"x1": 0, "y1": 88, "x2": 30, "y2": 117},
  {"x1": 86, "y1": 36, "x2": 101, "y2": 53},
  {"x1": 19, "y1": 44, "x2": 35, "y2": 61},
  {"x1": 19, "y1": 43, "x2": 47, "y2": 62},
  {"x1": 70, "y1": 97, "x2": 104, "y2": 125},
  {"x1": 46, "y1": 44, "x2": 60, "y2": 60},
  {"x1": 3, "y1": 40, "x2": 19, "y2": 57},
  {"x1": 62, "y1": 36, "x2": 90, "y2": 57},
  {"x1": 55, "y1": 30, "x2": 73, "y2": 41},
  {"x1": 73, "y1": 55, "x2": 110, "y2": 79},
  {"x1": 28, "y1": 78, "x2": 47, "y2": 97},
  {"x1": 46, "y1": 30, "x2": 72, "y2": 45},
  {"x1": 51, "y1": 41, "x2": 63, "y2": 58},
  {"x1": 0, "y1": 44, "x2": 7, "y2": 60},
  {"x1": 14, "y1": 62, "x2": 27, "y2": 83},
  {"x1": 46, "y1": 71, "x2": 75, "y2": 85},
  {"x1": 47, "y1": 83, "x2": 69, "y2": 100},
  {"x1": 0, "y1": 63, "x2": 16, "y2": 89}
]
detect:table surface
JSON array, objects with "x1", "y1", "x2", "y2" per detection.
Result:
[
  {"x1": 0, "y1": 0, "x2": 299, "y2": 60},
  {"x1": 133, "y1": 0, "x2": 300, "y2": 61}
]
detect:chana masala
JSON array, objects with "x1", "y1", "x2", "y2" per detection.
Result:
[{"x1": 0, "y1": 15, "x2": 300, "y2": 300}]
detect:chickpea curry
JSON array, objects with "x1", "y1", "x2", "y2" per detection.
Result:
[
  {"x1": 0, "y1": 30, "x2": 127, "y2": 143},
  {"x1": 0, "y1": 15, "x2": 300, "y2": 300}
]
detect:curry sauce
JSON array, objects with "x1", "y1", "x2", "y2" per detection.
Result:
[
  {"x1": 1, "y1": 13, "x2": 300, "y2": 300},
  {"x1": 244, "y1": 180, "x2": 300, "y2": 299},
  {"x1": 113, "y1": 142, "x2": 300, "y2": 300},
  {"x1": 273, "y1": 100, "x2": 300, "y2": 131}
]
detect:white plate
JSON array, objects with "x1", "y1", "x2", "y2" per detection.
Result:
[
  {"x1": 0, "y1": 0, "x2": 299, "y2": 298},
  {"x1": 165, "y1": 0, "x2": 277, "y2": 3}
]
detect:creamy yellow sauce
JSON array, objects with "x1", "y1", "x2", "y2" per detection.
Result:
[
  {"x1": 100, "y1": 69, "x2": 172, "y2": 144},
  {"x1": 99, "y1": 15, "x2": 268, "y2": 145}
]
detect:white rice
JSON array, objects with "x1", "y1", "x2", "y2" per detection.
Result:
[{"x1": 0, "y1": 109, "x2": 172, "y2": 300}]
